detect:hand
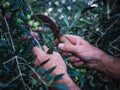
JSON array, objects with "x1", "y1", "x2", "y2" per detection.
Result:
[
  {"x1": 32, "y1": 46, "x2": 67, "y2": 75},
  {"x1": 58, "y1": 34, "x2": 106, "y2": 69},
  {"x1": 32, "y1": 46, "x2": 81, "y2": 90}
]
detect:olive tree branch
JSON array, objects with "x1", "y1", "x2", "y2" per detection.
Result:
[{"x1": 4, "y1": 16, "x2": 15, "y2": 52}]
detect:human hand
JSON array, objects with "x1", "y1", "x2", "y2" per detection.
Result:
[
  {"x1": 58, "y1": 34, "x2": 106, "y2": 69},
  {"x1": 32, "y1": 46, "x2": 67, "y2": 75},
  {"x1": 32, "y1": 46, "x2": 81, "y2": 90}
]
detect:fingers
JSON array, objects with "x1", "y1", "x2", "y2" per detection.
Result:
[
  {"x1": 69, "y1": 56, "x2": 84, "y2": 66},
  {"x1": 59, "y1": 35, "x2": 72, "y2": 44},
  {"x1": 70, "y1": 56, "x2": 80, "y2": 62},
  {"x1": 59, "y1": 34, "x2": 87, "y2": 45},
  {"x1": 32, "y1": 47, "x2": 44, "y2": 56},
  {"x1": 58, "y1": 43, "x2": 77, "y2": 53},
  {"x1": 32, "y1": 46, "x2": 49, "y2": 67},
  {"x1": 73, "y1": 61, "x2": 84, "y2": 66},
  {"x1": 62, "y1": 52, "x2": 72, "y2": 56},
  {"x1": 32, "y1": 46, "x2": 50, "y2": 55}
]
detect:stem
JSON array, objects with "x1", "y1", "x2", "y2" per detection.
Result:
[
  {"x1": 95, "y1": 17, "x2": 120, "y2": 47},
  {"x1": 18, "y1": 56, "x2": 27, "y2": 63},
  {"x1": 66, "y1": 14, "x2": 81, "y2": 33},
  {"x1": 15, "y1": 57, "x2": 28, "y2": 90},
  {"x1": 4, "y1": 17, "x2": 15, "y2": 52},
  {"x1": 3, "y1": 56, "x2": 27, "y2": 65},
  {"x1": 3, "y1": 56, "x2": 32, "y2": 90},
  {"x1": 34, "y1": 37, "x2": 42, "y2": 50},
  {"x1": 110, "y1": 36, "x2": 120, "y2": 51},
  {"x1": 7, "y1": 75, "x2": 21, "y2": 85},
  {"x1": 30, "y1": 29, "x2": 43, "y2": 50},
  {"x1": 4, "y1": 33, "x2": 11, "y2": 46},
  {"x1": 19, "y1": 63, "x2": 47, "y2": 86},
  {"x1": 3, "y1": 56, "x2": 16, "y2": 64}
]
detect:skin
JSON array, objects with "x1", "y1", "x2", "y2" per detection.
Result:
[
  {"x1": 32, "y1": 34, "x2": 120, "y2": 90},
  {"x1": 58, "y1": 34, "x2": 120, "y2": 79},
  {"x1": 32, "y1": 46, "x2": 80, "y2": 90}
]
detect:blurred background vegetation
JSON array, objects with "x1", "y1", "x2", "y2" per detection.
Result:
[{"x1": 0, "y1": 0, "x2": 120, "y2": 90}]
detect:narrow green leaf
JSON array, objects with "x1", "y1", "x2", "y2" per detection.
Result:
[
  {"x1": 42, "y1": 66, "x2": 56, "y2": 77},
  {"x1": 37, "y1": 67, "x2": 46, "y2": 73},
  {"x1": 51, "y1": 84, "x2": 68, "y2": 90},
  {"x1": 47, "y1": 77, "x2": 55, "y2": 84},
  {"x1": 73, "y1": 23, "x2": 86, "y2": 28},
  {"x1": 36, "y1": 59, "x2": 50, "y2": 69},
  {"x1": 74, "y1": 11, "x2": 81, "y2": 19},
  {"x1": 54, "y1": 74, "x2": 64, "y2": 81},
  {"x1": 46, "y1": 74, "x2": 64, "y2": 84},
  {"x1": 81, "y1": 7, "x2": 96, "y2": 14},
  {"x1": 22, "y1": 43, "x2": 33, "y2": 58},
  {"x1": 80, "y1": 18, "x2": 94, "y2": 25},
  {"x1": 63, "y1": 14, "x2": 69, "y2": 27}
]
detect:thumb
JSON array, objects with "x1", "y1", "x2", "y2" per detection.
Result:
[
  {"x1": 58, "y1": 43, "x2": 77, "y2": 53},
  {"x1": 43, "y1": 45, "x2": 49, "y2": 53}
]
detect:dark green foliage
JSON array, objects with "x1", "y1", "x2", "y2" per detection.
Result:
[
  {"x1": 0, "y1": 0, "x2": 67, "y2": 90},
  {"x1": 0, "y1": 0, "x2": 120, "y2": 90}
]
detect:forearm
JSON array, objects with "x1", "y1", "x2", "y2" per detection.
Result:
[{"x1": 95, "y1": 52, "x2": 120, "y2": 79}]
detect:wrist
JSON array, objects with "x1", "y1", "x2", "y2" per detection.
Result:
[
  {"x1": 100, "y1": 55, "x2": 120, "y2": 78},
  {"x1": 93, "y1": 51, "x2": 120, "y2": 79},
  {"x1": 56, "y1": 72, "x2": 81, "y2": 90},
  {"x1": 91, "y1": 49, "x2": 109, "y2": 70}
]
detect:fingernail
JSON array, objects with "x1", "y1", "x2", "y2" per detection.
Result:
[
  {"x1": 43, "y1": 45, "x2": 47, "y2": 48},
  {"x1": 58, "y1": 43, "x2": 64, "y2": 49}
]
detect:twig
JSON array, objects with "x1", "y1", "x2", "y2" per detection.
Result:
[
  {"x1": 4, "y1": 16, "x2": 15, "y2": 52},
  {"x1": 95, "y1": 17, "x2": 120, "y2": 47},
  {"x1": 110, "y1": 36, "x2": 120, "y2": 51},
  {"x1": 4, "y1": 33, "x2": 11, "y2": 46},
  {"x1": 15, "y1": 57, "x2": 28, "y2": 90},
  {"x1": 3, "y1": 56, "x2": 27, "y2": 65},
  {"x1": 7, "y1": 75, "x2": 21, "y2": 85},
  {"x1": 3, "y1": 56, "x2": 16, "y2": 64},
  {"x1": 30, "y1": 29, "x2": 43, "y2": 50},
  {"x1": 19, "y1": 63, "x2": 47, "y2": 86},
  {"x1": 34, "y1": 37, "x2": 42, "y2": 50},
  {"x1": 66, "y1": 14, "x2": 81, "y2": 33},
  {"x1": 4, "y1": 56, "x2": 32, "y2": 90},
  {"x1": 18, "y1": 56, "x2": 27, "y2": 63},
  {"x1": 108, "y1": 48, "x2": 117, "y2": 56}
]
